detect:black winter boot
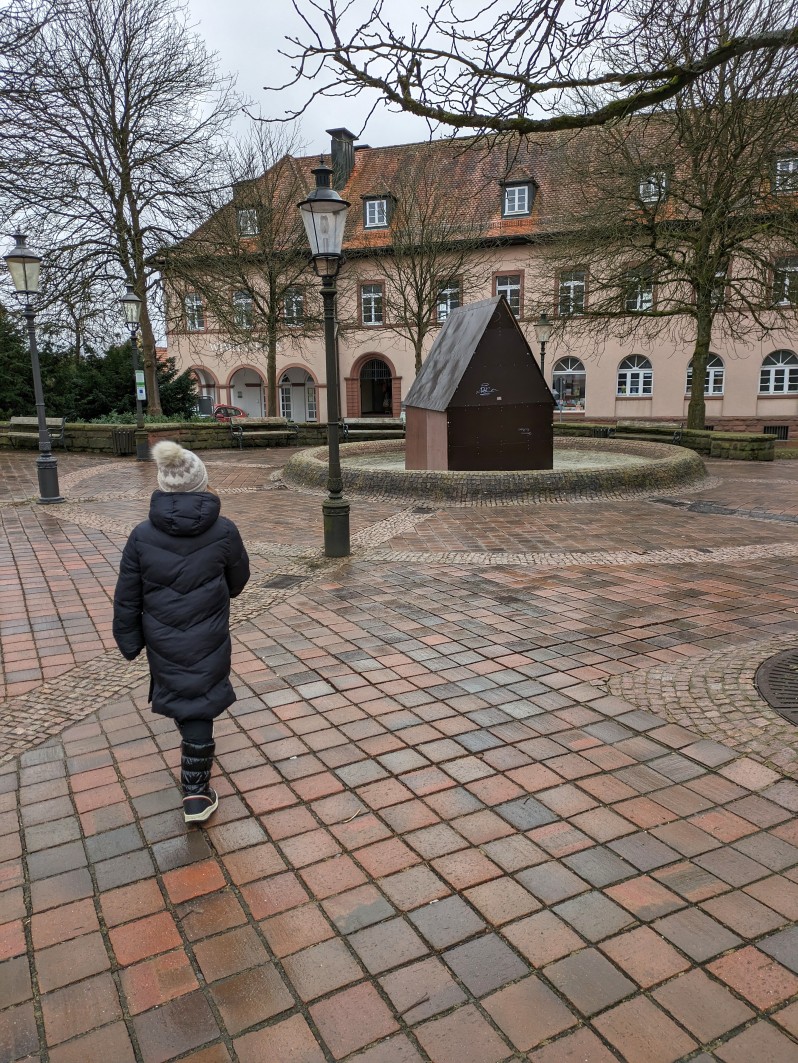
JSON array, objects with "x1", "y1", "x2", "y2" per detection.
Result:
[{"x1": 181, "y1": 740, "x2": 218, "y2": 823}]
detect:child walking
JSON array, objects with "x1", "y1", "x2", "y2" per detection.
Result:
[{"x1": 113, "y1": 441, "x2": 250, "y2": 823}]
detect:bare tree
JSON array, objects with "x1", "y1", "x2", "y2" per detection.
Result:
[
  {"x1": 1, "y1": 0, "x2": 239, "y2": 413},
  {"x1": 160, "y1": 123, "x2": 318, "y2": 416},
  {"x1": 355, "y1": 144, "x2": 494, "y2": 373},
  {"x1": 544, "y1": 0, "x2": 798, "y2": 428},
  {"x1": 278, "y1": 0, "x2": 798, "y2": 136}
]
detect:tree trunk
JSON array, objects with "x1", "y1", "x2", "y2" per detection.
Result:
[
  {"x1": 414, "y1": 340, "x2": 423, "y2": 375},
  {"x1": 686, "y1": 304, "x2": 713, "y2": 430},
  {"x1": 139, "y1": 298, "x2": 162, "y2": 416},
  {"x1": 267, "y1": 320, "x2": 278, "y2": 416}
]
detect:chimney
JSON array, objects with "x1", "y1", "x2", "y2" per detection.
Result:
[
  {"x1": 326, "y1": 128, "x2": 357, "y2": 190},
  {"x1": 232, "y1": 178, "x2": 256, "y2": 202}
]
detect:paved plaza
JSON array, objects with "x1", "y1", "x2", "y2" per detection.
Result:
[{"x1": 2, "y1": 446, "x2": 798, "y2": 1062}]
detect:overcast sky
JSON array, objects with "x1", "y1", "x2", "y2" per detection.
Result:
[{"x1": 187, "y1": 0, "x2": 437, "y2": 155}]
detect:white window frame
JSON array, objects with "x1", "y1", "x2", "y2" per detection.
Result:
[
  {"x1": 552, "y1": 357, "x2": 587, "y2": 409},
  {"x1": 237, "y1": 208, "x2": 259, "y2": 236},
  {"x1": 774, "y1": 156, "x2": 798, "y2": 194},
  {"x1": 232, "y1": 290, "x2": 253, "y2": 330},
  {"x1": 306, "y1": 380, "x2": 317, "y2": 422},
  {"x1": 184, "y1": 293, "x2": 204, "y2": 332},
  {"x1": 625, "y1": 270, "x2": 654, "y2": 312},
  {"x1": 361, "y1": 283, "x2": 384, "y2": 325},
  {"x1": 760, "y1": 350, "x2": 798, "y2": 394},
  {"x1": 558, "y1": 271, "x2": 586, "y2": 316},
  {"x1": 773, "y1": 258, "x2": 798, "y2": 305},
  {"x1": 638, "y1": 172, "x2": 668, "y2": 203},
  {"x1": 494, "y1": 274, "x2": 522, "y2": 317},
  {"x1": 364, "y1": 198, "x2": 388, "y2": 228},
  {"x1": 686, "y1": 355, "x2": 725, "y2": 395},
  {"x1": 503, "y1": 184, "x2": 531, "y2": 216},
  {"x1": 617, "y1": 355, "x2": 653, "y2": 396},
  {"x1": 279, "y1": 375, "x2": 292, "y2": 419},
  {"x1": 284, "y1": 287, "x2": 304, "y2": 325},
  {"x1": 436, "y1": 280, "x2": 461, "y2": 322}
]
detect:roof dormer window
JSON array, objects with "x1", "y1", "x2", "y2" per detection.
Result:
[
  {"x1": 502, "y1": 182, "x2": 533, "y2": 217},
  {"x1": 638, "y1": 172, "x2": 668, "y2": 204},
  {"x1": 237, "y1": 208, "x2": 259, "y2": 236},
  {"x1": 774, "y1": 155, "x2": 798, "y2": 194},
  {"x1": 364, "y1": 197, "x2": 389, "y2": 228}
]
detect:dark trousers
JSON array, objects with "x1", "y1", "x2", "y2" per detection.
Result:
[{"x1": 176, "y1": 718, "x2": 214, "y2": 745}]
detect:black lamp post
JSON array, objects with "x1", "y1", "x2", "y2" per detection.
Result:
[
  {"x1": 4, "y1": 234, "x2": 63, "y2": 503},
  {"x1": 121, "y1": 283, "x2": 149, "y2": 461},
  {"x1": 534, "y1": 311, "x2": 553, "y2": 378},
  {"x1": 298, "y1": 160, "x2": 351, "y2": 558}
]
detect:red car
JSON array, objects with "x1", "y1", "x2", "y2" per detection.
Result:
[{"x1": 213, "y1": 405, "x2": 248, "y2": 422}]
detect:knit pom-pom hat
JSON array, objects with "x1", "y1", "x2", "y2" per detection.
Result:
[{"x1": 151, "y1": 441, "x2": 209, "y2": 493}]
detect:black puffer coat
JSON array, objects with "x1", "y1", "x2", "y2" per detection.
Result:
[{"x1": 113, "y1": 491, "x2": 250, "y2": 722}]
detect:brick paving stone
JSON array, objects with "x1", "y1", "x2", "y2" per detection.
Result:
[
  {"x1": 47, "y1": 1022, "x2": 136, "y2": 1063},
  {"x1": 482, "y1": 974, "x2": 578, "y2": 1050},
  {"x1": 653, "y1": 907, "x2": 742, "y2": 961},
  {"x1": 41, "y1": 971, "x2": 122, "y2": 1045},
  {"x1": 443, "y1": 932, "x2": 531, "y2": 996},
  {"x1": 714, "y1": 1021, "x2": 798, "y2": 1063},
  {"x1": 592, "y1": 997, "x2": 698, "y2": 1063},
  {"x1": 0, "y1": 1000, "x2": 38, "y2": 1061},
  {"x1": 599, "y1": 925, "x2": 691, "y2": 987},
  {"x1": 192, "y1": 925, "x2": 270, "y2": 983},
  {"x1": 110, "y1": 910, "x2": 182, "y2": 965},
  {"x1": 701, "y1": 889, "x2": 787, "y2": 937},
  {"x1": 36, "y1": 931, "x2": 111, "y2": 992},
  {"x1": 527, "y1": 1027, "x2": 621, "y2": 1063},
  {"x1": 31, "y1": 897, "x2": 99, "y2": 949},
  {"x1": 260, "y1": 902, "x2": 335, "y2": 956},
  {"x1": 709, "y1": 945, "x2": 798, "y2": 1008},
  {"x1": 241, "y1": 870, "x2": 310, "y2": 918},
  {"x1": 502, "y1": 909, "x2": 585, "y2": 967},
  {"x1": 234, "y1": 1014, "x2": 326, "y2": 1063},
  {"x1": 310, "y1": 982, "x2": 399, "y2": 1059},
  {"x1": 349, "y1": 916, "x2": 429, "y2": 973},
  {"x1": 120, "y1": 949, "x2": 200, "y2": 1015},
  {"x1": 516, "y1": 861, "x2": 590, "y2": 904},
  {"x1": 463, "y1": 876, "x2": 540, "y2": 924},
  {"x1": 544, "y1": 948, "x2": 636, "y2": 1015},
  {"x1": 0, "y1": 956, "x2": 32, "y2": 1010},
  {"x1": 553, "y1": 890, "x2": 636, "y2": 941},
  {"x1": 652, "y1": 968, "x2": 755, "y2": 1040},
  {"x1": 379, "y1": 956, "x2": 467, "y2": 1024},
  {"x1": 746, "y1": 875, "x2": 798, "y2": 919},
  {"x1": 210, "y1": 964, "x2": 294, "y2": 1035},
  {"x1": 282, "y1": 937, "x2": 364, "y2": 1000},
  {"x1": 409, "y1": 895, "x2": 486, "y2": 948},
  {"x1": 132, "y1": 991, "x2": 220, "y2": 1063},
  {"x1": 345, "y1": 1034, "x2": 425, "y2": 1063},
  {"x1": 415, "y1": 1003, "x2": 513, "y2": 1063},
  {"x1": 605, "y1": 875, "x2": 685, "y2": 921}
]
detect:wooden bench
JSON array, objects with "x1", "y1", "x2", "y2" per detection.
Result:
[
  {"x1": 342, "y1": 418, "x2": 405, "y2": 442},
  {"x1": 229, "y1": 417, "x2": 298, "y2": 450},
  {"x1": 8, "y1": 416, "x2": 67, "y2": 449}
]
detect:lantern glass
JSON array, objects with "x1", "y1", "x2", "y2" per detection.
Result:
[
  {"x1": 121, "y1": 283, "x2": 142, "y2": 327},
  {"x1": 535, "y1": 312, "x2": 553, "y2": 344},
  {"x1": 4, "y1": 234, "x2": 41, "y2": 296}
]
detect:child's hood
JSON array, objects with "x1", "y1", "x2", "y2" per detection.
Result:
[{"x1": 148, "y1": 490, "x2": 222, "y2": 537}]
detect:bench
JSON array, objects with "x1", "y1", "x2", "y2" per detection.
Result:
[
  {"x1": 229, "y1": 417, "x2": 298, "y2": 450},
  {"x1": 342, "y1": 417, "x2": 406, "y2": 442},
  {"x1": 8, "y1": 416, "x2": 67, "y2": 449}
]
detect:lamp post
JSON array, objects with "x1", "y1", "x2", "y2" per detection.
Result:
[
  {"x1": 3, "y1": 234, "x2": 63, "y2": 503},
  {"x1": 298, "y1": 160, "x2": 351, "y2": 558},
  {"x1": 120, "y1": 284, "x2": 149, "y2": 461},
  {"x1": 534, "y1": 311, "x2": 552, "y2": 378}
]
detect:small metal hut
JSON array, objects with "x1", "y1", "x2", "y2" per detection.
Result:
[{"x1": 404, "y1": 295, "x2": 555, "y2": 471}]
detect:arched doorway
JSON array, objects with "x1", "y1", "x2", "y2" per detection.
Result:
[
  {"x1": 228, "y1": 366, "x2": 265, "y2": 417},
  {"x1": 359, "y1": 358, "x2": 393, "y2": 416},
  {"x1": 191, "y1": 367, "x2": 218, "y2": 404},
  {"x1": 278, "y1": 370, "x2": 318, "y2": 422}
]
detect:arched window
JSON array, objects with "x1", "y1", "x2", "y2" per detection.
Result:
[
  {"x1": 617, "y1": 355, "x2": 653, "y2": 396},
  {"x1": 686, "y1": 355, "x2": 724, "y2": 395},
  {"x1": 552, "y1": 357, "x2": 586, "y2": 409},
  {"x1": 279, "y1": 373, "x2": 292, "y2": 419},
  {"x1": 760, "y1": 350, "x2": 798, "y2": 394}
]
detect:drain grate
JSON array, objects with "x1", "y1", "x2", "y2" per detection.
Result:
[
  {"x1": 263, "y1": 574, "x2": 307, "y2": 589},
  {"x1": 755, "y1": 649, "x2": 798, "y2": 724}
]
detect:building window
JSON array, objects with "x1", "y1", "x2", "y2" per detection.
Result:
[
  {"x1": 494, "y1": 274, "x2": 522, "y2": 317},
  {"x1": 306, "y1": 380, "x2": 317, "y2": 422},
  {"x1": 361, "y1": 283, "x2": 384, "y2": 325},
  {"x1": 617, "y1": 355, "x2": 653, "y2": 396},
  {"x1": 711, "y1": 268, "x2": 727, "y2": 309},
  {"x1": 760, "y1": 350, "x2": 798, "y2": 394},
  {"x1": 552, "y1": 357, "x2": 586, "y2": 409},
  {"x1": 624, "y1": 269, "x2": 654, "y2": 312},
  {"x1": 279, "y1": 374, "x2": 292, "y2": 419},
  {"x1": 233, "y1": 290, "x2": 253, "y2": 330},
  {"x1": 773, "y1": 257, "x2": 798, "y2": 305},
  {"x1": 284, "y1": 287, "x2": 304, "y2": 325},
  {"x1": 764, "y1": 425, "x2": 790, "y2": 440},
  {"x1": 558, "y1": 271, "x2": 586, "y2": 316},
  {"x1": 774, "y1": 156, "x2": 798, "y2": 194},
  {"x1": 184, "y1": 293, "x2": 204, "y2": 332},
  {"x1": 237, "y1": 208, "x2": 259, "y2": 236},
  {"x1": 686, "y1": 354, "x2": 725, "y2": 395},
  {"x1": 364, "y1": 198, "x2": 388, "y2": 228},
  {"x1": 502, "y1": 183, "x2": 532, "y2": 216},
  {"x1": 638, "y1": 172, "x2": 668, "y2": 203},
  {"x1": 436, "y1": 280, "x2": 461, "y2": 322}
]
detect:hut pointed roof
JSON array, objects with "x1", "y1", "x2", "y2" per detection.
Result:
[{"x1": 404, "y1": 296, "x2": 554, "y2": 412}]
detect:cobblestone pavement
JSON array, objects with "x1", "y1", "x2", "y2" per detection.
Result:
[{"x1": 2, "y1": 450, "x2": 798, "y2": 1062}]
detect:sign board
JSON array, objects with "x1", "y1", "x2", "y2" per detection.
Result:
[{"x1": 135, "y1": 369, "x2": 146, "y2": 402}]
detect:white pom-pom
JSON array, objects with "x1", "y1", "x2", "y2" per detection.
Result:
[{"x1": 151, "y1": 440, "x2": 185, "y2": 467}]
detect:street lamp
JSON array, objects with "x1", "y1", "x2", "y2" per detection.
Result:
[
  {"x1": 534, "y1": 311, "x2": 553, "y2": 377},
  {"x1": 3, "y1": 234, "x2": 63, "y2": 503},
  {"x1": 120, "y1": 283, "x2": 149, "y2": 461},
  {"x1": 298, "y1": 159, "x2": 351, "y2": 558}
]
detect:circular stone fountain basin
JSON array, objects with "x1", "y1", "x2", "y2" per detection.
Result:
[{"x1": 282, "y1": 437, "x2": 705, "y2": 504}]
